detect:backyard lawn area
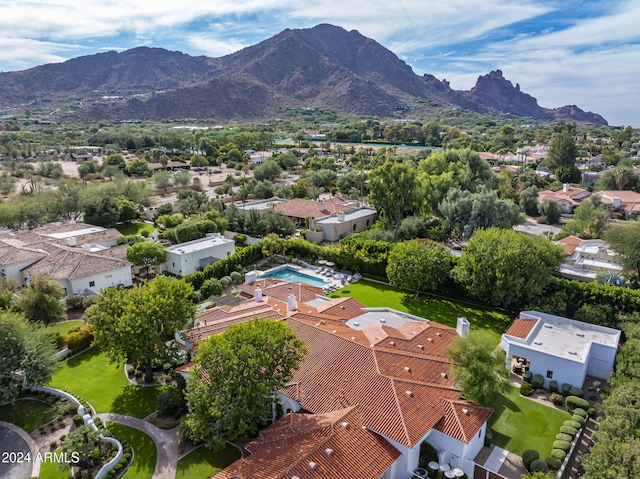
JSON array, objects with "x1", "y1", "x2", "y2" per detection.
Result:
[
  {"x1": 46, "y1": 319, "x2": 85, "y2": 338},
  {"x1": 37, "y1": 452, "x2": 71, "y2": 478},
  {"x1": 116, "y1": 221, "x2": 155, "y2": 237},
  {"x1": 49, "y1": 347, "x2": 164, "y2": 418},
  {"x1": 489, "y1": 385, "x2": 570, "y2": 458},
  {"x1": 175, "y1": 444, "x2": 241, "y2": 479},
  {"x1": 330, "y1": 280, "x2": 512, "y2": 344},
  {"x1": 107, "y1": 423, "x2": 157, "y2": 479},
  {"x1": 0, "y1": 399, "x2": 56, "y2": 433}
]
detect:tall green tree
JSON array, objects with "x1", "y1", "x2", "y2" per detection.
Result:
[
  {"x1": 0, "y1": 310, "x2": 58, "y2": 401},
  {"x1": 455, "y1": 228, "x2": 564, "y2": 308},
  {"x1": 368, "y1": 160, "x2": 421, "y2": 236},
  {"x1": 86, "y1": 276, "x2": 196, "y2": 382},
  {"x1": 126, "y1": 242, "x2": 167, "y2": 276},
  {"x1": 546, "y1": 129, "x2": 577, "y2": 171},
  {"x1": 446, "y1": 331, "x2": 510, "y2": 404},
  {"x1": 386, "y1": 240, "x2": 452, "y2": 293},
  {"x1": 17, "y1": 274, "x2": 65, "y2": 324},
  {"x1": 184, "y1": 318, "x2": 306, "y2": 450},
  {"x1": 605, "y1": 221, "x2": 640, "y2": 278},
  {"x1": 560, "y1": 197, "x2": 607, "y2": 239}
]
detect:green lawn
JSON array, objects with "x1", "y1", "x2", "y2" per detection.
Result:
[
  {"x1": 107, "y1": 423, "x2": 157, "y2": 479},
  {"x1": 488, "y1": 385, "x2": 571, "y2": 458},
  {"x1": 175, "y1": 445, "x2": 241, "y2": 479},
  {"x1": 37, "y1": 450, "x2": 72, "y2": 478},
  {"x1": 116, "y1": 222, "x2": 155, "y2": 236},
  {"x1": 49, "y1": 347, "x2": 164, "y2": 418},
  {"x1": 330, "y1": 280, "x2": 512, "y2": 344},
  {"x1": 0, "y1": 399, "x2": 55, "y2": 433},
  {"x1": 45, "y1": 320, "x2": 85, "y2": 338}
]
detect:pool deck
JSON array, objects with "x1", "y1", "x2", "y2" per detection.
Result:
[{"x1": 258, "y1": 263, "x2": 361, "y2": 294}]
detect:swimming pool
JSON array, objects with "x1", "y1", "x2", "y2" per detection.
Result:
[{"x1": 262, "y1": 266, "x2": 328, "y2": 288}]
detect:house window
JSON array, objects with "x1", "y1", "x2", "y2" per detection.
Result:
[
  {"x1": 546, "y1": 370, "x2": 553, "y2": 379},
  {"x1": 478, "y1": 429, "x2": 482, "y2": 438},
  {"x1": 353, "y1": 223, "x2": 357, "y2": 231},
  {"x1": 366, "y1": 219, "x2": 370, "y2": 226},
  {"x1": 89, "y1": 281, "x2": 95, "y2": 287}
]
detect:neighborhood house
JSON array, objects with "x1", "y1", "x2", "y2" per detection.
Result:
[{"x1": 161, "y1": 233, "x2": 235, "y2": 277}]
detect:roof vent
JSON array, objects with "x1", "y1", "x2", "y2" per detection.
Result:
[
  {"x1": 320, "y1": 320, "x2": 326, "y2": 325},
  {"x1": 462, "y1": 408, "x2": 469, "y2": 415},
  {"x1": 309, "y1": 461, "x2": 318, "y2": 470},
  {"x1": 544, "y1": 324, "x2": 553, "y2": 329},
  {"x1": 351, "y1": 337, "x2": 356, "y2": 340},
  {"x1": 404, "y1": 367, "x2": 411, "y2": 373},
  {"x1": 441, "y1": 372, "x2": 447, "y2": 378},
  {"x1": 353, "y1": 321, "x2": 360, "y2": 327},
  {"x1": 341, "y1": 421, "x2": 349, "y2": 429},
  {"x1": 436, "y1": 332, "x2": 442, "y2": 336},
  {"x1": 569, "y1": 350, "x2": 577, "y2": 355},
  {"x1": 389, "y1": 341, "x2": 396, "y2": 346},
  {"x1": 418, "y1": 344, "x2": 424, "y2": 349},
  {"x1": 534, "y1": 341, "x2": 543, "y2": 345},
  {"x1": 406, "y1": 390, "x2": 414, "y2": 397},
  {"x1": 576, "y1": 332, "x2": 585, "y2": 337},
  {"x1": 292, "y1": 477, "x2": 300, "y2": 479},
  {"x1": 427, "y1": 338, "x2": 433, "y2": 342},
  {"x1": 379, "y1": 318, "x2": 386, "y2": 323},
  {"x1": 325, "y1": 448, "x2": 334, "y2": 456}
]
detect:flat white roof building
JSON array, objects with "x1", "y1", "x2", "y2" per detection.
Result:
[
  {"x1": 163, "y1": 234, "x2": 235, "y2": 277},
  {"x1": 501, "y1": 311, "x2": 621, "y2": 389}
]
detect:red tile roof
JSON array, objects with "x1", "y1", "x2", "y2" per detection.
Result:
[
  {"x1": 433, "y1": 399, "x2": 493, "y2": 443},
  {"x1": 273, "y1": 197, "x2": 354, "y2": 220},
  {"x1": 315, "y1": 297, "x2": 366, "y2": 319},
  {"x1": 556, "y1": 235, "x2": 582, "y2": 255},
  {"x1": 214, "y1": 406, "x2": 400, "y2": 479},
  {"x1": 504, "y1": 318, "x2": 538, "y2": 339}
]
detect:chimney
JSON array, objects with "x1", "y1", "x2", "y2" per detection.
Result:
[
  {"x1": 254, "y1": 287, "x2": 263, "y2": 303},
  {"x1": 457, "y1": 316, "x2": 470, "y2": 338},
  {"x1": 245, "y1": 271, "x2": 257, "y2": 284},
  {"x1": 287, "y1": 293, "x2": 297, "y2": 312},
  {"x1": 336, "y1": 212, "x2": 346, "y2": 222},
  {"x1": 67, "y1": 237, "x2": 77, "y2": 247},
  {"x1": 562, "y1": 183, "x2": 570, "y2": 192},
  {"x1": 317, "y1": 199, "x2": 325, "y2": 211},
  {"x1": 613, "y1": 196, "x2": 621, "y2": 208}
]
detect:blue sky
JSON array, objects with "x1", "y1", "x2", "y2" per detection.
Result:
[{"x1": 1, "y1": 0, "x2": 638, "y2": 126}]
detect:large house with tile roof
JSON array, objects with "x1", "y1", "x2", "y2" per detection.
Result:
[
  {"x1": 182, "y1": 278, "x2": 493, "y2": 479},
  {"x1": 536, "y1": 184, "x2": 591, "y2": 213},
  {"x1": 595, "y1": 190, "x2": 640, "y2": 215},
  {"x1": 0, "y1": 222, "x2": 132, "y2": 295},
  {"x1": 555, "y1": 236, "x2": 624, "y2": 281}
]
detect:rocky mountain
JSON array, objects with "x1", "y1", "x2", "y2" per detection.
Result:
[{"x1": 0, "y1": 24, "x2": 607, "y2": 125}]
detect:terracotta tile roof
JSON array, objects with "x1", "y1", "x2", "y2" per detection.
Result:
[
  {"x1": 214, "y1": 406, "x2": 400, "y2": 479},
  {"x1": 237, "y1": 278, "x2": 285, "y2": 296},
  {"x1": 433, "y1": 399, "x2": 493, "y2": 443},
  {"x1": 273, "y1": 197, "x2": 354, "y2": 220},
  {"x1": 504, "y1": 318, "x2": 538, "y2": 339},
  {"x1": 315, "y1": 297, "x2": 366, "y2": 319},
  {"x1": 259, "y1": 282, "x2": 324, "y2": 304},
  {"x1": 597, "y1": 190, "x2": 640, "y2": 205},
  {"x1": 21, "y1": 244, "x2": 131, "y2": 280},
  {"x1": 281, "y1": 317, "x2": 481, "y2": 448},
  {"x1": 0, "y1": 240, "x2": 47, "y2": 265},
  {"x1": 556, "y1": 235, "x2": 582, "y2": 255}
]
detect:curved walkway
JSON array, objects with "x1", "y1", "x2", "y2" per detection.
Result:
[
  {"x1": 0, "y1": 420, "x2": 40, "y2": 479},
  {"x1": 96, "y1": 413, "x2": 180, "y2": 479}
]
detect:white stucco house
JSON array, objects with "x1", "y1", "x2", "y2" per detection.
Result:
[
  {"x1": 162, "y1": 233, "x2": 235, "y2": 276},
  {"x1": 501, "y1": 311, "x2": 621, "y2": 389},
  {"x1": 307, "y1": 207, "x2": 378, "y2": 242},
  {"x1": 556, "y1": 236, "x2": 624, "y2": 281}
]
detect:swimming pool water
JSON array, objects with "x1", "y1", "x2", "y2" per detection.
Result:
[{"x1": 262, "y1": 267, "x2": 328, "y2": 288}]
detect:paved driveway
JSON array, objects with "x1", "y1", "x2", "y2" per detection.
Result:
[{"x1": 0, "y1": 424, "x2": 33, "y2": 479}]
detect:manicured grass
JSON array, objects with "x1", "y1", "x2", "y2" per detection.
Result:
[
  {"x1": 116, "y1": 221, "x2": 155, "y2": 236},
  {"x1": 107, "y1": 423, "x2": 157, "y2": 479},
  {"x1": 330, "y1": 280, "x2": 512, "y2": 344},
  {"x1": 49, "y1": 347, "x2": 163, "y2": 418},
  {"x1": 0, "y1": 399, "x2": 55, "y2": 433},
  {"x1": 175, "y1": 444, "x2": 241, "y2": 479},
  {"x1": 37, "y1": 451, "x2": 72, "y2": 478},
  {"x1": 45, "y1": 320, "x2": 85, "y2": 338},
  {"x1": 488, "y1": 385, "x2": 570, "y2": 458}
]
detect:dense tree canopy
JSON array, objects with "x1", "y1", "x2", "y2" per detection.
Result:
[
  {"x1": 86, "y1": 276, "x2": 196, "y2": 382},
  {"x1": 605, "y1": 221, "x2": 640, "y2": 278},
  {"x1": 17, "y1": 274, "x2": 65, "y2": 324},
  {"x1": 447, "y1": 331, "x2": 510, "y2": 404},
  {"x1": 546, "y1": 129, "x2": 577, "y2": 171},
  {"x1": 386, "y1": 240, "x2": 452, "y2": 292},
  {"x1": 455, "y1": 228, "x2": 564, "y2": 308},
  {"x1": 0, "y1": 310, "x2": 58, "y2": 401},
  {"x1": 184, "y1": 319, "x2": 306, "y2": 450},
  {"x1": 126, "y1": 241, "x2": 167, "y2": 275}
]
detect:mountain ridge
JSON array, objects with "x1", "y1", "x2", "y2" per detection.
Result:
[{"x1": 0, "y1": 24, "x2": 607, "y2": 125}]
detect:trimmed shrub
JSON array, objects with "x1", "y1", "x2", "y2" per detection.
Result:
[
  {"x1": 64, "y1": 325, "x2": 94, "y2": 353},
  {"x1": 572, "y1": 414, "x2": 586, "y2": 426},
  {"x1": 553, "y1": 440, "x2": 572, "y2": 452},
  {"x1": 546, "y1": 457, "x2": 563, "y2": 471},
  {"x1": 565, "y1": 395, "x2": 589, "y2": 413},
  {"x1": 530, "y1": 459, "x2": 549, "y2": 473},
  {"x1": 72, "y1": 414, "x2": 83, "y2": 427},
  {"x1": 200, "y1": 278, "x2": 223, "y2": 298},
  {"x1": 220, "y1": 276, "x2": 231, "y2": 287},
  {"x1": 588, "y1": 407, "x2": 597, "y2": 418},
  {"x1": 561, "y1": 383, "x2": 572, "y2": 396},
  {"x1": 523, "y1": 371, "x2": 533, "y2": 383},
  {"x1": 569, "y1": 386, "x2": 584, "y2": 398},
  {"x1": 551, "y1": 449, "x2": 567, "y2": 461},
  {"x1": 230, "y1": 271, "x2": 243, "y2": 283},
  {"x1": 564, "y1": 419, "x2": 583, "y2": 430},
  {"x1": 556, "y1": 433, "x2": 573, "y2": 442},
  {"x1": 233, "y1": 233, "x2": 247, "y2": 245},
  {"x1": 550, "y1": 393, "x2": 563, "y2": 405},
  {"x1": 573, "y1": 408, "x2": 588, "y2": 418},
  {"x1": 531, "y1": 374, "x2": 545, "y2": 389},
  {"x1": 65, "y1": 294, "x2": 85, "y2": 309},
  {"x1": 549, "y1": 380, "x2": 559, "y2": 393},
  {"x1": 522, "y1": 450, "x2": 539, "y2": 470},
  {"x1": 560, "y1": 425, "x2": 578, "y2": 437},
  {"x1": 520, "y1": 382, "x2": 533, "y2": 396}
]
